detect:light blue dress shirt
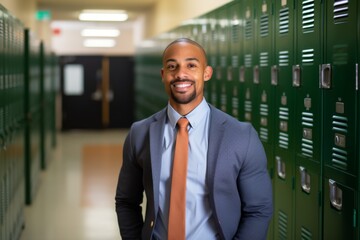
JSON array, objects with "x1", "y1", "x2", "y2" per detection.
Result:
[{"x1": 153, "y1": 98, "x2": 219, "y2": 239}]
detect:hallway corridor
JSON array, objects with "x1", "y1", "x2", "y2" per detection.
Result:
[{"x1": 20, "y1": 130, "x2": 128, "y2": 240}]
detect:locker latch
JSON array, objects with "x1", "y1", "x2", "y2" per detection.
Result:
[
  {"x1": 319, "y1": 64, "x2": 332, "y2": 89},
  {"x1": 299, "y1": 166, "x2": 311, "y2": 194},
  {"x1": 271, "y1": 65, "x2": 278, "y2": 86},
  {"x1": 276, "y1": 156, "x2": 286, "y2": 179},
  {"x1": 329, "y1": 179, "x2": 342, "y2": 211},
  {"x1": 292, "y1": 64, "x2": 301, "y2": 87}
]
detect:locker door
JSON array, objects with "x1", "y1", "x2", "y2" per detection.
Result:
[
  {"x1": 0, "y1": 6, "x2": 4, "y2": 240},
  {"x1": 216, "y1": 7, "x2": 229, "y2": 113},
  {"x1": 241, "y1": 0, "x2": 255, "y2": 123},
  {"x1": 322, "y1": 0, "x2": 358, "y2": 238},
  {"x1": 273, "y1": 0, "x2": 296, "y2": 239},
  {"x1": 208, "y1": 11, "x2": 218, "y2": 107},
  {"x1": 294, "y1": 0, "x2": 322, "y2": 239},
  {"x1": 229, "y1": 1, "x2": 242, "y2": 120},
  {"x1": 254, "y1": 1, "x2": 275, "y2": 239}
]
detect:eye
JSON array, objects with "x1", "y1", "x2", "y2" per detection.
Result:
[
  {"x1": 167, "y1": 64, "x2": 177, "y2": 71},
  {"x1": 188, "y1": 63, "x2": 197, "y2": 69}
]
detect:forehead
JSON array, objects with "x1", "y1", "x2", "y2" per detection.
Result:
[{"x1": 163, "y1": 42, "x2": 205, "y2": 62}]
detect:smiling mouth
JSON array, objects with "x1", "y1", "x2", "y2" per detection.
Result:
[{"x1": 172, "y1": 82, "x2": 192, "y2": 88}]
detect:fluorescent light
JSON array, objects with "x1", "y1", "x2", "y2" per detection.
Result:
[
  {"x1": 83, "y1": 39, "x2": 116, "y2": 48},
  {"x1": 81, "y1": 29, "x2": 120, "y2": 37},
  {"x1": 79, "y1": 10, "x2": 128, "y2": 22}
]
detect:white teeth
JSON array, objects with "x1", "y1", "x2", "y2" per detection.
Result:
[{"x1": 174, "y1": 83, "x2": 191, "y2": 88}]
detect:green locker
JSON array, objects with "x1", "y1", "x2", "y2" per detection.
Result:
[
  {"x1": 322, "y1": 0, "x2": 359, "y2": 238},
  {"x1": 273, "y1": 0, "x2": 296, "y2": 239},
  {"x1": 24, "y1": 29, "x2": 41, "y2": 205},
  {"x1": 229, "y1": 1, "x2": 242, "y2": 120},
  {"x1": 216, "y1": 6, "x2": 230, "y2": 114},
  {"x1": 241, "y1": 0, "x2": 255, "y2": 123},
  {"x1": 207, "y1": 11, "x2": 218, "y2": 107},
  {"x1": 293, "y1": 0, "x2": 323, "y2": 239},
  {"x1": 254, "y1": 1, "x2": 275, "y2": 239},
  {"x1": 0, "y1": 6, "x2": 5, "y2": 240}
]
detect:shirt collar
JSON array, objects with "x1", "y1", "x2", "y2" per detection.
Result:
[{"x1": 167, "y1": 98, "x2": 210, "y2": 130}]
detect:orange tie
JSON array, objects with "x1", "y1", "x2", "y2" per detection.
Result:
[{"x1": 168, "y1": 117, "x2": 189, "y2": 240}]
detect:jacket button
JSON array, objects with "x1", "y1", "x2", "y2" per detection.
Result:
[{"x1": 150, "y1": 221, "x2": 154, "y2": 227}]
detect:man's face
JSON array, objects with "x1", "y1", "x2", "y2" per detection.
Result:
[{"x1": 161, "y1": 42, "x2": 212, "y2": 109}]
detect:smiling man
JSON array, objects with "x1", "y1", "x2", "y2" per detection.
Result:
[{"x1": 115, "y1": 38, "x2": 273, "y2": 240}]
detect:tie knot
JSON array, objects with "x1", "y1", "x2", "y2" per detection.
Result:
[{"x1": 177, "y1": 117, "x2": 189, "y2": 129}]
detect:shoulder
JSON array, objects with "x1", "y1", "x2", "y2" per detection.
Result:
[
  {"x1": 130, "y1": 108, "x2": 166, "y2": 130},
  {"x1": 209, "y1": 105, "x2": 254, "y2": 133}
]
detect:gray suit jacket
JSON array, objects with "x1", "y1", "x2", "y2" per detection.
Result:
[{"x1": 116, "y1": 104, "x2": 273, "y2": 240}]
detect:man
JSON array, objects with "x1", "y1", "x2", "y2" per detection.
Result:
[{"x1": 115, "y1": 38, "x2": 273, "y2": 240}]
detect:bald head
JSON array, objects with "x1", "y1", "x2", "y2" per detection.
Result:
[{"x1": 162, "y1": 38, "x2": 208, "y2": 65}]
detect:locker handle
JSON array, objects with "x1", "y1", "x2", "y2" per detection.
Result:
[
  {"x1": 271, "y1": 65, "x2": 278, "y2": 86},
  {"x1": 276, "y1": 156, "x2": 285, "y2": 179},
  {"x1": 329, "y1": 179, "x2": 342, "y2": 211},
  {"x1": 239, "y1": 66, "x2": 245, "y2": 82},
  {"x1": 253, "y1": 65, "x2": 259, "y2": 84},
  {"x1": 299, "y1": 166, "x2": 310, "y2": 194},
  {"x1": 320, "y1": 64, "x2": 332, "y2": 89},
  {"x1": 292, "y1": 65, "x2": 301, "y2": 87},
  {"x1": 227, "y1": 66, "x2": 232, "y2": 81}
]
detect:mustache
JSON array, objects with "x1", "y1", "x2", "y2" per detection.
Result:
[{"x1": 170, "y1": 79, "x2": 195, "y2": 85}]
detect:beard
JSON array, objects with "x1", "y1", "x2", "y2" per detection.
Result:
[{"x1": 170, "y1": 79, "x2": 196, "y2": 104}]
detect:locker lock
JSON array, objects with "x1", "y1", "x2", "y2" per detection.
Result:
[
  {"x1": 239, "y1": 66, "x2": 245, "y2": 82},
  {"x1": 334, "y1": 133, "x2": 346, "y2": 148}
]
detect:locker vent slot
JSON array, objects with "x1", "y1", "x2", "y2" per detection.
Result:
[
  {"x1": 302, "y1": 49, "x2": 314, "y2": 65},
  {"x1": 220, "y1": 56, "x2": 226, "y2": 67},
  {"x1": 301, "y1": 226, "x2": 312, "y2": 240},
  {"x1": 331, "y1": 115, "x2": 348, "y2": 170},
  {"x1": 333, "y1": 44, "x2": 348, "y2": 65},
  {"x1": 279, "y1": 51, "x2": 289, "y2": 67},
  {"x1": 232, "y1": 56, "x2": 239, "y2": 68},
  {"x1": 211, "y1": 84, "x2": 217, "y2": 104},
  {"x1": 245, "y1": 100, "x2": 252, "y2": 116},
  {"x1": 231, "y1": 22, "x2": 240, "y2": 42},
  {"x1": 260, "y1": 52, "x2": 269, "y2": 67},
  {"x1": 245, "y1": 54, "x2": 252, "y2": 68},
  {"x1": 333, "y1": 0, "x2": 349, "y2": 23},
  {"x1": 301, "y1": 112, "x2": 314, "y2": 157},
  {"x1": 279, "y1": 7, "x2": 289, "y2": 34},
  {"x1": 260, "y1": 13, "x2": 269, "y2": 37},
  {"x1": 332, "y1": 115, "x2": 348, "y2": 134},
  {"x1": 302, "y1": 0, "x2": 315, "y2": 32},
  {"x1": 245, "y1": 19, "x2": 253, "y2": 39},
  {"x1": 232, "y1": 96, "x2": 238, "y2": 117},
  {"x1": 278, "y1": 210, "x2": 288, "y2": 239},
  {"x1": 279, "y1": 107, "x2": 289, "y2": 149},
  {"x1": 260, "y1": 128, "x2": 268, "y2": 142},
  {"x1": 260, "y1": 103, "x2": 269, "y2": 141}
]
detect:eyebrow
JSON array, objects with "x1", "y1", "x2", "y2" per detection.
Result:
[{"x1": 165, "y1": 57, "x2": 200, "y2": 63}]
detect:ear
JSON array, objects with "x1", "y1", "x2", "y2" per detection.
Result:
[
  {"x1": 161, "y1": 68, "x2": 164, "y2": 82},
  {"x1": 204, "y1": 66, "x2": 213, "y2": 81}
]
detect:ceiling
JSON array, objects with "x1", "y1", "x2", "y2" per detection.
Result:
[{"x1": 37, "y1": 0, "x2": 158, "y2": 22}]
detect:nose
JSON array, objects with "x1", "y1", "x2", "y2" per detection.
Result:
[{"x1": 174, "y1": 65, "x2": 187, "y2": 80}]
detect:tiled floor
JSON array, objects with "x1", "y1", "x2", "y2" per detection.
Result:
[{"x1": 20, "y1": 130, "x2": 129, "y2": 240}]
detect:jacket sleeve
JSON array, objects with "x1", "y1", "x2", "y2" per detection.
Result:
[
  {"x1": 234, "y1": 126, "x2": 273, "y2": 240},
  {"x1": 115, "y1": 126, "x2": 144, "y2": 240}
]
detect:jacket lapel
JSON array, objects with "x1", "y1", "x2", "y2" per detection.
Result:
[
  {"x1": 206, "y1": 106, "x2": 226, "y2": 191},
  {"x1": 149, "y1": 108, "x2": 167, "y2": 213}
]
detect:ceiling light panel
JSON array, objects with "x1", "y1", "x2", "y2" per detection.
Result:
[{"x1": 79, "y1": 10, "x2": 128, "y2": 22}]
